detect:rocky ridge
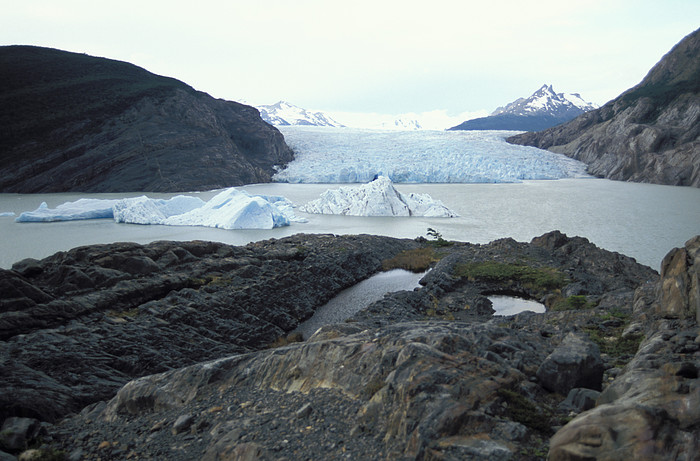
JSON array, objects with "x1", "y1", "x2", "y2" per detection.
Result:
[
  {"x1": 507, "y1": 28, "x2": 700, "y2": 187},
  {"x1": 4, "y1": 231, "x2": 695, "y2": 460},
  {"x1": 0, "y1": 46, "x2": 294, "y2": 193}
]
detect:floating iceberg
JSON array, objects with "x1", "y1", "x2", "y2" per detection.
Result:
[
  {"x1": 15, "y1": 199, "x2": 119, "y2": 222},
  {"x1": 0, "y1": 212, "x2": 16, "y2": 217},
  {"x1": 17, "y1": 189, "x2": 305, "y2": 229},
  {"x1": 157, "y1": 188, "x2": 299, "y2": 230},
  {"x1": 112, "y1": 195, "x2": 206, "y2": 225},
  {"x1": 273, "y1": 126, "x2": 589, "y2": 183},
  {"x1": 301, "y1": 176, "x2": 458, "y2": 217}
]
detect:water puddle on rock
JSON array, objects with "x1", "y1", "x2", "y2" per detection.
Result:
[
  {"x1": 488, "y1": 295, "x2": 546, "y2": 316},
  {"x1": 295, "y1": 269, "x2": 427, "y2": 339}
]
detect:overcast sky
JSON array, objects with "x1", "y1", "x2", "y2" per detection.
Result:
[{"x1": 2, "y1": 0, "x2": 698, "y2": 127}]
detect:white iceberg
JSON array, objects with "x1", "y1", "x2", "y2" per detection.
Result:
[
  {"x1": 16, "y1": 199, "x2": 119, "y2": 222},
  {"x1": 273, "y1": 126, "x2": 589, "y2": 183},
  {"x1": 17, "y1": 189, "x2": 305, "y2": 229},
  {"x1": 0, "y1": 212, "x2": 16, "y2": 217},
  {"x1": 112, "y1": 195, "x2": 206, "y2": 225},
  {"x1": 160, "y1": 188, "x2": 298, "y2": 230},
  {"x1": 300, "y1": 176, "x2": 458, "y2": 217}
]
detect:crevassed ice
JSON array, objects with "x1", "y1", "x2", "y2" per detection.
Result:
[{"x1": 273, "y1": 126, "x2": 589, "y2": 183}]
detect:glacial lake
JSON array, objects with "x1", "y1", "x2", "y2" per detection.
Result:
[{"x1": 0, "y1": 178, "x2": 699, "y2": 271}]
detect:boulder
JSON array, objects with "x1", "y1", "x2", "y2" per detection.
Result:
[
  {"x1": 536, "y1": 332, "x2": 604, "y2": 395},
  {"x1": 0, "y1": 417, "x2": 42, "y2": 453},
  {"x1": 656, "y1": 235, "x2": 700, "y2": 321},
  {"x1": 558, "y1": 388, "x2": 600, "y2": 413},
  {"x1": 549, "y1": 404, "x2": 698, "y2": 460}
]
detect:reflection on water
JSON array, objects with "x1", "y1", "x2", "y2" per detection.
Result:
[
  {"x1": 295, "y1": 269, "x2": 427, "y2": 339},
  {"x1": 488, "y1": 295, "x2": 546, "y2": 316}
]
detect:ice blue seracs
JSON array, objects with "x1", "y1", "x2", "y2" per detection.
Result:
[{"x1": 273, "y1": 126, "x2": 589, "y2": 184}]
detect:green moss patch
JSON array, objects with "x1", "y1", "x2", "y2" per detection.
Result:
[{"x1": 453, "y1": 261, "x2": 566, "y2": 292}]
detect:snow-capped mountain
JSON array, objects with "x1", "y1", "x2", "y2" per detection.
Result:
[
  {"x1": 256, "y1": 101, "x2": 344, "y2": 127},
  {"x1": 491, "y1": 84, "x2": 598, "y2": 117},
  {"x1": 449, "y1": 84, "x2": 598, "y2": 132}
]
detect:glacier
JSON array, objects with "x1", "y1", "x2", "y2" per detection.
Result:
[
  {"x1": 17, "y1": 189, "x2": 305, "y2": 229},
  {"x1": 273, "y1": 126, "x2": 589, "y2": 183},
  {"x1": 301, "y1": 176, "x2": 458, "y2": 217}
]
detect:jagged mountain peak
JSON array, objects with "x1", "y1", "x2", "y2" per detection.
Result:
[
  {"x1": 492, "y1": 84, "x2": 598, "y2": 117},
  {"x1": 256, "y1": 101, "x2": 344, "y2": 127},
  {"x1": 449, "y1": 84, "x2": 597, "y2": 132}
]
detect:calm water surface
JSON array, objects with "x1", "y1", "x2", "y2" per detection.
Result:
[{"x1": 1, "y1": 179, "x2": 698, "y2": 270}]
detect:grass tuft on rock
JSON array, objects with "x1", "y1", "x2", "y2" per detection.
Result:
[
  {"x1": 497, "y1": 388, "x2": 553, "y2": 434},
  {"x1": 550, "y1": 295, "x2": 596, "y2": 311},
  {"x1": 382, "y1": 247, "x2": 438, "y2": 272}
]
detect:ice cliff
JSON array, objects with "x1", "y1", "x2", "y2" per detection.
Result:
[{"x1": 273, "y1": 127, "x2": 589, "y2": 183}]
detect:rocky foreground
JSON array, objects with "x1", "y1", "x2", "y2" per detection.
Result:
[{"x1": 0, "y1": 231, "x2": 698, "y2": 460}]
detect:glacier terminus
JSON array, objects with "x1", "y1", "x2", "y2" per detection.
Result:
[{"x1": 273, "y1": 127, "x2": 590, "y2": 184}]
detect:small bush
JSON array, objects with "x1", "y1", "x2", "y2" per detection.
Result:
[{"x1": 426, "y1": 228, "x2": 453, "y2": 247}]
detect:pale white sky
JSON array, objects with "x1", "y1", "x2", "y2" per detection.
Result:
[{"x1": 2, "y1": 0, "x2": 698, "y2": 126}]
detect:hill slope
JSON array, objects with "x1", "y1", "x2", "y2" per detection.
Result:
[
  {"x1": 0, "y1": 46, "x2": 294, "y2": 193},
  {"x1": 507, "y1": 29, "x2": 700, "y2": 187},
  {"x1": 448, "y1": 84, "x2": 597, "y2": 131}
]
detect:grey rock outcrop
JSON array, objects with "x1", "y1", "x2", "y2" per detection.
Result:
[
  {"x1": 549, "y1": 237, "x2": 700, "y2": 461},
  {"x1": 10, "y1": 231, "x2": 697, "y2": 459},
  {"x1": 536, "y1": 332, "x2": 604, "y2": 395},
  {"x1": 0, "y1": 234, "x2": 417, "y2": 423},
  {"x1": 655, "y1": 235, "x2": 700, "y2": 321},
  {"x1": 0, "y1": 46, "x2": 294, "y2": 193},
  {"x1": 4, "y1": 231, "x2": 661, "y2": 460},
  {"x1": 508, "y1": 28, "x2": 700, "y2": 187},
  {"x1": 0, "y1": 418, "x2": 42, "y2": 453}
]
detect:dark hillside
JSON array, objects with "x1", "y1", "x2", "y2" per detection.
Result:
[
  {"x1": 0, "y1": 46, "x2": 294, "y2": 192},
  {"x1": 0, "y1": 46, "x2": 189, "y2": 162}
]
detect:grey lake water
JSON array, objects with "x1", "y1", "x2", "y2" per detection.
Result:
[
  {"x1": 1, "y1": 178, "x2": 699, "y2": 271},
  {"x1": 294, "y1": 269, "x2": 427, "y2": 339}
]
